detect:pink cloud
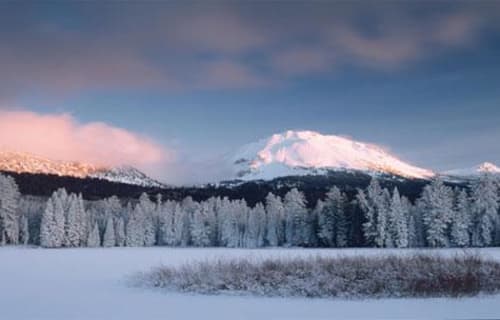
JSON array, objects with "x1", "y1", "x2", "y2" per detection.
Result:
[{"x1": 0, "y1": 110, "x2": 171, "y2": 170}]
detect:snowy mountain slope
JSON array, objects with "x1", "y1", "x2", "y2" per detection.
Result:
[
  {"x1": 230, "y1": 130, "x2": 435, "y2": 180},
  {"x1": 444, "y1": 162, "x2": 500, "y2": 177},
  {"x1": 0, "y1": 151, "x2": 164, "y2": 188}
]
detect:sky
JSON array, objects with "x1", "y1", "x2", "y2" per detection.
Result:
[{"x1": 1, "y1": 1, "x2": 500, "y2": 184}]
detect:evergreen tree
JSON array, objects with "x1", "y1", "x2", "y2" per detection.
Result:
[
  {"x1": 284, "y1": 188, "x2": 308, "y2": 246},
  {"x1": 418, "y1": 178, "x2": 453, "y2": 247},
  {"x1": 158, "y1": 201, "x2": 176, "y2": 246},
  {"x1": 0, "y1": 174, "x2": 21, "y2": 245},
  {"x1": 220, "y1": 198, "x2": 239, "y2": 248},
  {"x1": 126, "y1": 203, "x2": 145, "y2": 247},
  {"x1": 115, "y1": 216, "x2": 126, "y2": 247},
  {"x1": 389, "y1": 187, "x2": 409, "y2": 248},
  {"x1": 264, "y1": 193, "x2": 284, "y2": 247},
  {"x1": 244, "y1": 203, "x2": 265, "y2": 248},
  {"x1": 19, "y1": 215, "x2": 29, "y2": 245},
  {"x1": 40, "y1": 198, "x2": 56, "y2": 248},
  {"x1": 103, "y1": 216, "x2": 116, "y2": 247},
  {"x1": 357, "y1": 178, "x2": 390, "y2": 247},
  {"x1": 318, "y1": 187, "x2": 348, "y2": 247},
  {"x1": 190, "y1": 202, "x2": 212, "y2": 247},
  {"x1": 65, "y1": 194, "x2": 81, "y2": 247},
  {"x1": 450, "y1": 188, "x2": 471, "y2": 247},
  {"x1": 470, "y1": 173, "x2": 499, "y2": 247},
  {"x1": 87, "y1": 222, "x2": 101, "y2": 247},
  {"x1": 40, "y1": 189, "x2": 67, "y2": 248}
]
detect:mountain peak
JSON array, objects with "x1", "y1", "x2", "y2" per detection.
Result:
[
  {"x1": 445, "y1": 162, "x2": 500, "y2": 177},
  {"x1": 231, "y1": 130, "x2": 434, "y2": 180},
  {"x1": 0, "y1": 150, "x2": 164, "y2": 188},
  {"x1": 477, "y1": 162, "x2": 500, "y2": 173}
]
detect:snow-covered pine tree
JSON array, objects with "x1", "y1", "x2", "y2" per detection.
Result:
[
  {"x1": 180, "y1": 197, "x2": 196, "y2": 246},
  {"x1": 40, "y1": 197, "x2": 55, "y2": 248},
  {"x1": 173, "y1": 203, "x2": 187, "y2": 246},
  {"x1": 87, "y1": 222, "x2": 101, "y2": 247},
  {"x1": 126, "y1": 202, "x2": 145, "y2": 247},
  {"x1": 220, "y1": 198, "x2": 239, "y2": 248},
  {"x1": 417, "y1": 178, "x2": 453, "y2": 248},
  {"x1": 190, "y1": 202, "x2": 211, "y2": 247},
  {"x1": 139, "y1": 194, "x2": 156, "y2": 247},
  {"x1": 318, "y1": 186, "x2": 348, "y2": 247},
  {"x1": 158, "y1": 200, "x2": 175, "y2": 246},
  {"x1": 450, "y1": 188, "x2": 471, "y2": 247},
  {"x1": 284, "y1": 188, "x2": 308, "y2": 247},
  {"x1": 0, "y1": 174, "x2": 21, "y2": 245},
  {"x1": 244, "y1": 203, "x2": 265, "y2": 248},
  {"x1": 103, "y1": 215, "x2": 116, "y2": 247},
  {"x1": 357, "y1": 178, "x2": 390, "y2": 247},
  {"x1": 236, "y1": 199, "x2": 249, "y2": 247},
  {"x1": 389, "y1": 187, "x2": 409, "y2": 248},
  {"x1": 75, "y1": 194, "x2": 88, "y2": 246},
  {"x1": 115, "y1": 216, "x2": 126, "y2": 247},
  {"x1": 19, "y1": 215, "x2": 29, "y2": 245},
  {"x1": 65, "y1": 194, "x2": 81, "y2": 247},
  {"x1": 264, "y1": 193, "x2": 284, "y2": 247},
  {"x1": 470, "y1": 173, "x2": 499, "y2": 247}
]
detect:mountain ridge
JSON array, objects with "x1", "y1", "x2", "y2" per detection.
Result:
[{"x1": 0, "y1": 151, "x2": 164, "y2": 188}]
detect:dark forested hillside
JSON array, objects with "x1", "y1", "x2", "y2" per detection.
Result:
[{"x1": 1, "y1": 170, "x2": 442, "y2": 206}]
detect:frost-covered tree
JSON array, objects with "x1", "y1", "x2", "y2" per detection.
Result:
[
  {"x1": 284, "y1": 188, "x2": 308, "y2": 247},
  {"x1": 264, "y1": 193, "x2": 284, "y2": 247},
  {"x1": 0, "y1": 174, "x2": 21, "y2": 245},
  {"x1": 115, "y1": 216, "x2": 126, "y2": 247},
  {"x1": 244, "y1": 203, "x2": 265, "y2": 248},
  {"x1": 65, "y1": 194, "x2": 82, "y2": 247},
  {"x1": 318, "y1": 187, "x2": 347, "y2": 247},
  {"x1": 180, "y1": 197, "x2": 197, "y2": 246},
  {"x1": 87, "y1": 222, "x2": 101, "y2": 247},
  {"x1": 19, "y1": 215, "x2": 29, "y2": 245},
  {"x1": 126, "y1": 203, "x2": 145, "y2": 247},
  {"x1": 357, "y1": 178, "x2": 391, "y2": 247},
  {"x1": 40, "y1": 189, "x2": 66, "y2": 248},
  {"x1": 190, "y1": 202, "x2": 212, "y2": 247},
  {"x1": 40, "y1": 198, "x2": 55, "y2": 248},
  {"x1": 450, "y1": 188, "x2": 471, "y2": 247},
  {"x1": 158, "y1": 200, "x2": 176, "y2": 246},
  {"x1": 220, "y1": 198, "x2": 239, "y2": 248},
  {"x1": 417, "y1": 178, "x2": 453, "y2": 248},
  {"x1": 103, "y1": 216, "x2": 116, "y2": 247},
  {"x1": 470, "y1": 173, "x2": 499, "y2": 247},
  {"x1": 389, "y1": 187, "x2": 408, "y2": 248}
]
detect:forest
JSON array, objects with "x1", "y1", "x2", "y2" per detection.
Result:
[{"x1": 0, "y1": 172, "x2": 498, "y2": 249}]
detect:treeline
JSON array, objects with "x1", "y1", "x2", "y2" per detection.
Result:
[{"x1": 0, "y1": 173, "x2": 499, "y2": 248}]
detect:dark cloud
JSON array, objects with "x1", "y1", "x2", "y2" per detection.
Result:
[{"x1": 0, "y1": 1, "x2": 498, "y2": 100}]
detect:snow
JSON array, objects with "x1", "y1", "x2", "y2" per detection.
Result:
[
  {"x1": 231, "y1": 130, "x2": 434, "y2": 180},
  {"x1": 1, "y1": 247, "x2": 500, "y2": 320},
  {"x1": 445, "y1": 162, "x2": 500, "y2": 177},
  {"x1": 0, "y1": 151, "x2": 163, "y2": 188}
]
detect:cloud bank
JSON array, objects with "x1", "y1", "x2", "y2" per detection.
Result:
[
  {"x1": 0, "y1": 1, "x2": 498, "y2": 100},
  {"x1": 0, "y1": 111, "x2": 170, "y2": 173}
]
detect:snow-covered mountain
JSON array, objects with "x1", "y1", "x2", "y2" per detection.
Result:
[
  {"x1": 444, "y1": 162, "x2": 500, "y2": 178},
  {"x1": 0, "y1": 151, "x2": 164, "y2": 188},
  {"x1": 230, "y1": 130, "x2": 435, "y2": 180}
]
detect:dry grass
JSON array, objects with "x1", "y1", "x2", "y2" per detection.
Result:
[{"x1": 137, "y1": 253, "x2": 500, "y2": 299}]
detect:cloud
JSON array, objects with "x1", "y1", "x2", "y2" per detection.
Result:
[
  {"x1": 0, "y1": 1, "x2": 497, "y2": 99},
  {"x1": 0, "y1": 110, "x2": 171, "y2": 173}
]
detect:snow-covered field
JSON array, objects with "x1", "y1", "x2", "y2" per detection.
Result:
[{"x1": 1, "y1": 247, "x2": 500, "y2": 320}]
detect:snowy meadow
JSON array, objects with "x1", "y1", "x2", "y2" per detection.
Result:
[{"x1": 2, "y1": 247, "x2": 500, "y2": 320}]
